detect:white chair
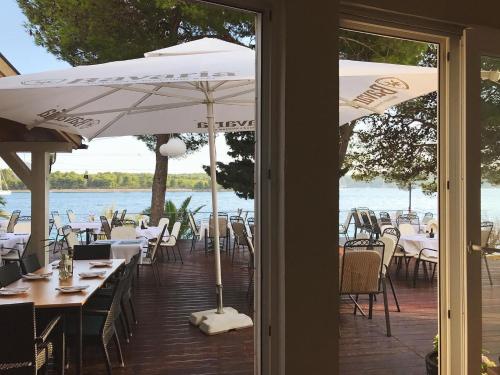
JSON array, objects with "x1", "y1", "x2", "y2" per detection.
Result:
[
  {"x1": 161, "y1": 222, "x2": 182, "y2": 263},
  {"x1": 425, "y1": 219, "x2": 439, "y2": 234},
  {"x1": 158, "y1": 218, "x2": 170, "y2": 231},
  {"x1": 380, "y1": 234, "x2": 401, "y2": 312},
  {"x1": 398, "y1": 223, "x2": 416, "y2": 236},
  {"x1": 111, "y1": 226, "x2": 137, "y2": 240},
  {"x1": 67, "y1": 209, "x2": 78, "y2": 223}
]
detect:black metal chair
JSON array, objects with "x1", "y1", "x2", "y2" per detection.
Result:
[
  {"x1": 247, "y1": 217, "x2": 255, "y2": 237},
  {"x1": 73, "y1": 244, "x2": 111, "y2": 260},
  {"x1": 2, "y1": 234, "x2": 32, "y2": 265},
  {"x1": 396, "y1": 214, "x2": 411, "y2": 226},
  {"x1": 413, "y1": 248, "x2": 438, "y2": 287},
  {"x1": 340, "y1": 239, "x2": 392, "y2": 337},
  {"x1": 0, "y1": 262, "x2": 22, "y2": 287},
  {"x1": 230, "y1": 216, "x2": 248, "y2": 263},
  {"x1": 368, "y1": 210, "x2": 381, "y2": 238},
  {"x1": 6, "y1": 210, "x2": 21, "y2": 233},
  {"x1": 110, "y1": 210, "x2": 119, "y2": 228},
  {"x1": 0, "y1": 302, "x2": 64, "y2": 374},
  {"x1": 480, "y1": 221, "x2": 495, "y2": 285},
  {"x1": 21, "y1": 254, "x2": 42, "y2": 274},
  {"x1": 379, "y1": 211, "x2": 392, "y2": 225},
  {"x1": 422, "y1": 212, "x2": 434, "y2": 225}
]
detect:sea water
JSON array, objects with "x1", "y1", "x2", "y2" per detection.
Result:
[{"x1": 1, "y1": 187, "x2": 499, "y2": 221}]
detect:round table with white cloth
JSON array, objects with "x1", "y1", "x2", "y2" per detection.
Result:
[
  {"x1": 0, "y1": 233, "x2": 30, "y2": 255},
  {"x1": 92, "y1": 239, "x2": 143, "y2": 263},
  {"x1": 399, "y1": 233, "x2": 438, "y2": 258}
]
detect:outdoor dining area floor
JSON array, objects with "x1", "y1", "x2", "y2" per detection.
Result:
[
  {"x1": 340, "y1": 259, "x2": 500, "y2": 374},
  {"x1": 53, "y1": 240, "x2": 254, "y2": 375}
]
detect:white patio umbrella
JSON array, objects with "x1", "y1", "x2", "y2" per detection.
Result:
[
  {"x1": 339, "y1": 60, "x2": 437, "y2": 125},
  {"x1": 0, "y1": 37, "x2": 254, "y2": 334}
]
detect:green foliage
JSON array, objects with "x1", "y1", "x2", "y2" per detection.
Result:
[
  {"x1": 0, "y1": 196, "x2": 7, "y2": 219},
  {"x1": 143, "y1": 196, "x2": 204, "y2": 238},
  {"x1": 204, "y1": 132, "x2": 255, "y2": 199},
  {"x1": 0, "y1": 169, "x2": 213, "y2": 191}
]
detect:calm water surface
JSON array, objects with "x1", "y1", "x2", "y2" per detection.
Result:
[{"x1": 2, "y1": 187, "x2": 499, "y2": 221}]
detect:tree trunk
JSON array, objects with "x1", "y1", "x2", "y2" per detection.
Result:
[
  {"x1": 149, "y1": 134, "x2": 170, "y2": 225},
  {"x1": 339, "y1": 121, "x2": 356, "y2": 177}
]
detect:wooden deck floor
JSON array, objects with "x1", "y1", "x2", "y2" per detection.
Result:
[
  {"x1": 340, "y1": 257, "x2": 500, "y2": 374},
  {"x1": 65, "y1": 240, "x2": 254, "y2": 375}
]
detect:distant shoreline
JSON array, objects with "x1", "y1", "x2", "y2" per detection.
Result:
[{"x1": 7, "y1": 188, "x2": 228, "y2": 193}]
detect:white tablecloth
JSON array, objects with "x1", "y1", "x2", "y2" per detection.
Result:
[
  {"x1": 135, "y1": 226, "x2": 169, "y2": 240},
  {"x1": 69, "y1": 221, "x2": 102, "y2": 234},
  {"x1": 0, "y1": 233, "x2": 30, "y2": 255},
  {"x1": 399, "y1": 234, "x2": 438, "y2": 258},
  {"x1": 0, "y1": 219, "x2": 7, "y2": 230},
  {"x1": 93, "y1": 239, "x2": 143, "y2": 263}
]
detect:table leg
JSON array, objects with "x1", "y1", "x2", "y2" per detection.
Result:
[{"x1": 76, "y1": 306, "x2": 82, "y2": 375}]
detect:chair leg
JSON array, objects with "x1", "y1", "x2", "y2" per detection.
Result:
[
  {"x1": 119, "y1": 312, "x2": 130, "y2": 343},
  {"x1": 387, "y1": 274, "x2": 401, "y2": 312},
  {"x1": 353, "y1": 294, "x2": 359, "y2": 315},
  {"x1": 113, "y1": 330, "x2": 125, "y2": 367},
  {"x1": 190, "y1": 236, "x2": 195, "y2": 253},
  {"x1": 431, "y1": 263, "x2": 437, "y2": 283},
  {"x1": 101, "y1": 341, "x2": 112, "y2": 375},
  {"x1": 129, "y1": 298, "x2": 138, "y2": 324},
  {"x1": 177, "y1": 245, "x2": 183, "y2": 264},
  {"x1": 413, "y1": 259, "x2": 420, "y2": 288},
  {"x1": 484, "y1": 254, "x2": 493, "y2": 286},
  {"x1": 382, "y1": 278, "x2": 392, "y2": 337},
  {"x1": 368, "y1": 293, "x2": 373, "y2": 319}
]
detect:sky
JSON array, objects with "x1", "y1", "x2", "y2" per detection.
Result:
[{"x1": 0, "y1": 0, "x2": 232, "y2": 174}]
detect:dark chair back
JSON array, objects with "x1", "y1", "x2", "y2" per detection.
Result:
[
  {"x1": 6, "y1": 210, "x2": 21, "y2": 233},
  {"x1": 0, "y1": 263, "x2": 22, "y2": 287},
  {"x1": 100, "y1": 216, "x2": 112, "y2": 239},
  {"x1": 247, "y1": 217, "x2": 255, "y2": 236},
  {"x1": 0, "y1": 302, "x2": 36, "y2": 372},
  {"x1": 111, "y1": 210, "x2": 119, "y2": 228},
  {"x1": 368, "y1": 210, "x2": 381, "y2": 235},
  {"x1": 396, "y1": 214, "x2": 411, "y2": 226},
  {"x1": 21, "y1": 254, "x2": 41, "y2": 274},
  {"x1": 74, "y1": 244, "x2": 111, "y2": 260},
  {"x1": 379, "y1": 211, "x2": 392, "y2": 225},
  {"x1": 120, "y1": 209, "x2": 127, "y2": 223},
  {"x1": 230, "y1": 216, "x2": 247, "y2": 239}
]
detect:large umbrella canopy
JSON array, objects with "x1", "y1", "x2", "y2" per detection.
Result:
[
  {"x1": 0, "y1": 38, "x2": 255, "y2": 139},
  {"x1": 0, "y1": 38, "x2": 256, "y2": 332},
  {"x1": 339, "y1": 60, "x2": 437, "y2": 125}
]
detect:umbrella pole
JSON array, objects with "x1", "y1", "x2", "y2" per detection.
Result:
[
  {"x1": 206, "y1": 98, "x2": 224, "y2": 314},
  {"x1": 188, "y1": 88, "x2": 253, "y2": 335}
]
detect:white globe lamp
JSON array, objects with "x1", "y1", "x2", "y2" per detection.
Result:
[{"x1": 159, "y1": 137, "x2": 186, "y2": 157}]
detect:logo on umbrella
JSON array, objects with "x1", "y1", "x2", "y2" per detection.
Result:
[{"x1": 374, "y1": 77, "x2": 410, "y2": 90}]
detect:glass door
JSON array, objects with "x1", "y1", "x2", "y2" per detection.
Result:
[{"x1": 464, "y1": 27, "x2": 500, "y2": 374}]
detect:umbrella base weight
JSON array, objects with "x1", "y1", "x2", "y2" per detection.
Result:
[{"x1": 190, "y1": 307, "x2": 253, "y2": 335}]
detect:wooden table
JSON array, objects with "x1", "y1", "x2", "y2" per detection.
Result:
[{"x1": 0, "y1": 259, "x2": 125, "y2": 374}]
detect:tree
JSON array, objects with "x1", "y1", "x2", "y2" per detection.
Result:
[
  {"x1": 204, "y1": 132, "x2": 255, "y2": 199},
  {"x1": 0, "y1": 196, "x2": 7, "y2": 219},
  {"x1": 19, "y1": 0, "x2": 255, "y2": 224}
]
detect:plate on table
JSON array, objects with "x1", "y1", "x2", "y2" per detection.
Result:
[
  {"x1": 22, "y1": 272, "x2": 53, "y2": 280},
  {"x1": 79, "y1": 271, "x2": 106, "y2": 278},
  {"x1": 89, "y1": 260, "x2": 113, "y2": 267},
  {"x1": 55, "y1": 285, "x2": 89, "y2": 293},
  {"x1": 0, "y1": 286, "x2": 30, "y2": 295}
]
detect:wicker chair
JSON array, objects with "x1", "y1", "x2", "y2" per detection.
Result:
[
  {"x1": 73, "y1": 244, "x2": 111, "y2": 260},
  {"x1": 21, "y1": 254, "x2": 41, "y2": 274},
  {"x1": 0, "y1": 302, "x2": 64, "y2": 374},
  {"x1": 205, "y1": 213, "x2": 230, "y2": 254},
  {"x1": 100, "y1": 216, "x2": 112, "y2": 240},
  {"x1": 160, "y1": 222, "x2": 182, "y2": 263},
  {"x1": 0, "y1": 262, "x2": 22, "y2": 286},
  {"x1": 138, "y1": 224, "x2": 167, "y2": 286},
  {"x1": 6, "y1": 210, "x2": 21, "y2": 233},
  {"x1": 230, "y1": 216, "x2": 248, "y2": 263},
  {"x1": 340, "y1": 239, "x2": 392, "y2": 336},
  {"x1": 382, "y1": 227, "x2": 410, "y2": 278},
  {"x1": 78, "y1": 272, "x2": 127, "y2": 374}
]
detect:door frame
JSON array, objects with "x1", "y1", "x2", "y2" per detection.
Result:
[
  {"x1": 462, "y1": 26, "x2": 500, "y2": 374},
  {"x1": 339, "y1": 9, "x2": 464, "y2": 374}
]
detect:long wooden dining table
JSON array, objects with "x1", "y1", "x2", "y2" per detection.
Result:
[{"x1": 0, "y1": 258, "x2": 125, "y2": 374}]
